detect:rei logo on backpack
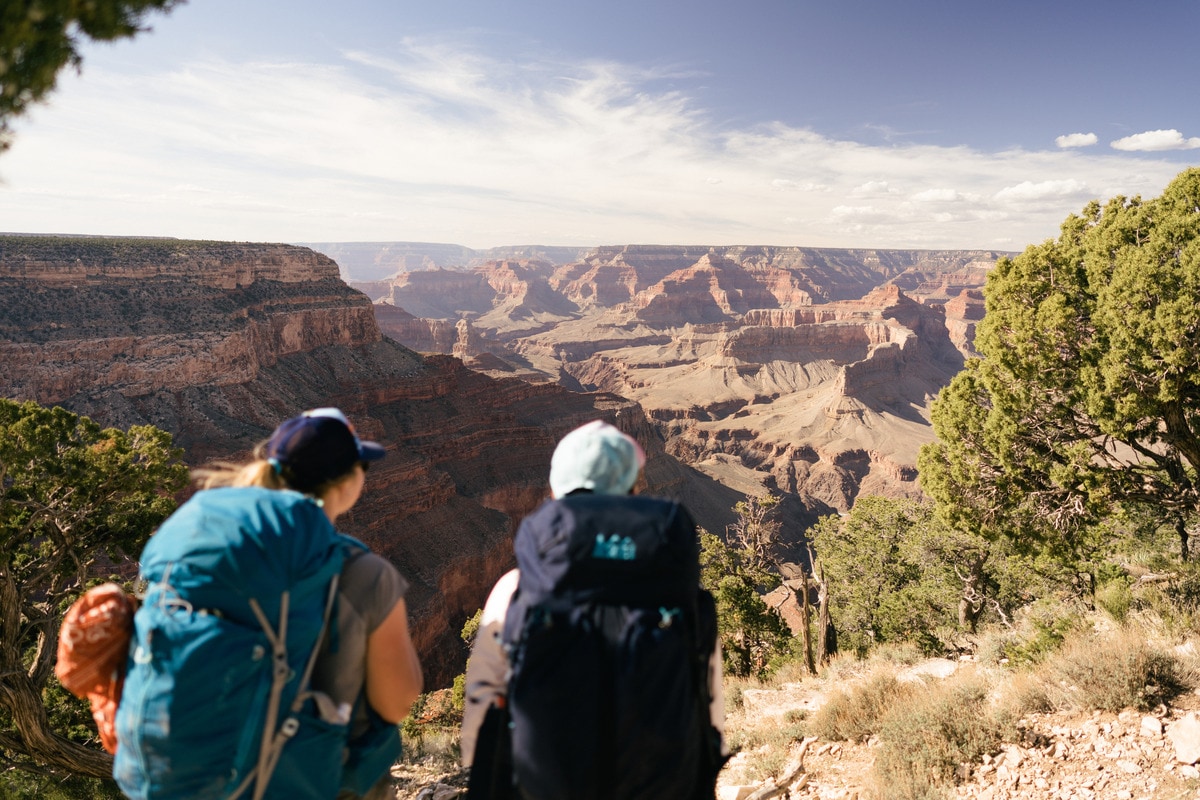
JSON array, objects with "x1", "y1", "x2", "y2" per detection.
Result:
[
  {"x1": 113, "y1": 486, "x2": 399, "y2": 800},
  {"x1": 501, "y1": 493, "x2": 725, "y2": 800}
]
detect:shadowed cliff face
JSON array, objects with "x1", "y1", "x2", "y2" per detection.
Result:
[
  {"x1": 356, "y1": 244, "x2": 1003, "y2": 513},
  {"x1": 0, "y1": 236, "x2": 744, "y2": 686}
]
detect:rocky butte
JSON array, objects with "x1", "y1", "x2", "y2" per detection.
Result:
[
  {"x1": 0, "y1": 235, "x2": 741, "y2": 685},
  {"x1": 341, "y1": 243, "x2": 1002, "y2": 516}
]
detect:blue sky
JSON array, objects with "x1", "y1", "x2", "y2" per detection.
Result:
[{"x1": 1, "y1": 0, "x2": 1197, "y2": 250}]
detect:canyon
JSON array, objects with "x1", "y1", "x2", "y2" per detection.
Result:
[
  {"x1": 0, "y1": 235, "x2": 741, "y2": 686},
  {"x1": 338, "y1": 244, "x2": 999, "y2": 518},
  {"x1": 1, "y1": 235, "x2": 1003, "y2": 683}
]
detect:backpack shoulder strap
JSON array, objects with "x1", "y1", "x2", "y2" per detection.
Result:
[
  {"x1": 692, "y1": 588, "x2": 729, "y2": 795},
  {"x1": 225, "y1": 571, "x2": 342, "y2": 800}
]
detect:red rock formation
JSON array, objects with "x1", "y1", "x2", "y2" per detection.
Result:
[
  {"x1": 0, "y1": 236, "x2": 744, "y2": 686},
  {"x1": 353, "y1": 243, "x2": 1002, "y2": 512}
]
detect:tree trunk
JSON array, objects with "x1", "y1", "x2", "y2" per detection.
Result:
[
  {"x1": 807, "y1": 544, "x2": 834, "y2": 664},
  {"x1": 817, "y1": 586, "x2": 834, "y2": 665},
  {"x1": 957, "y1": 555, "x2": 986, "y2": 633},
  {"x1": 1177, "y1": 516, "x2": 1190, "y2": 562},
  {"x1": 799, "y1": 569, "x2": 816, "y2": 675},
  {"x1": 0, "y1": 671, "x2": 114, "y2": 778}
]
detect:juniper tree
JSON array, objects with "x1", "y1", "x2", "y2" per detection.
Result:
[
  {"x1": 920, "y1": 168, "x2": 1200, "y2": 563},
  {"x1": 0, "y1": 400, "x2": 186, "y2": 777}
]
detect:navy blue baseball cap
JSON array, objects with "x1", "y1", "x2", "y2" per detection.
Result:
[{"x1": 265, "y1": 408, "x2": 385, "y2": 493}]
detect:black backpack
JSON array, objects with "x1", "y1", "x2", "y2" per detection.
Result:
[{"x1": 495, "y1": 493, "x2": 724, "y2": 800}]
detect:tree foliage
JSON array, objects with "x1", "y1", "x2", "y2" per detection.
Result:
[
  {"x1": 727, "y1": 493, "x2": 783, "y2": 575},
  {"x1": 811, "y1": 498, "x2": 942, "y2": 656},
  {"x1": 699, "y1": 512, "x2": 791, "y2": 679},
  {"x1": 0, "y1": 399, "x2": 187, "y2": 778},
  {"x1": 920, "y1": 168, "x2": 1200, "y2": 560},
  {"x1": 810, "y1": 496, "x2": 1038, "y2": 656},
  {"x1": 0, "y1": 0, "x2": 181, "y2": 153}
]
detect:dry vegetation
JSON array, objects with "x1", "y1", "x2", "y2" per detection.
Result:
[
  {"x1": 715, "y1": 594, "x2": 1200, "y2": 800},
  {"x1": 389, "y1": 594, "x2": 1200, "y2": 800}
]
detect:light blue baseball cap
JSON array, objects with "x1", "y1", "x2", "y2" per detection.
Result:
[{"x1": 549, "y1": 421, "x2": 646, "y2": 499}]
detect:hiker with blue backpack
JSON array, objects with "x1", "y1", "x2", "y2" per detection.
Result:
[
  {"x1": 113, "y1": 408, "x2": 423, "y2": 800},
  {"x1": 461, "y1": 420, "x2": 728, "y2": 800}
]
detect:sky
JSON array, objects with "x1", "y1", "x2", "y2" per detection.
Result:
[{"x1": 1, "y1": 0, "x2": 1198, "y2": 251}]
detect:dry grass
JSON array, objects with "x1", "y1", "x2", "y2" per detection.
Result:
[
  {"x1": 725, "y1": 605, "x2": 1200, "y2": 800},
  {"x1": 808, "y1": 668, "x2": 915, "y2": 743},
  {"x1": 867, "y1": 672, "x2": 1015, "y2": 800},
  {"x1": 1038, "y1": 625, "x2": 1189, "y2": 712}
]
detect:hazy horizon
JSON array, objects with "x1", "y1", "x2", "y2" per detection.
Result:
[{"x1": 1, "y1": 0, "x2": 1197, "y2": 251}]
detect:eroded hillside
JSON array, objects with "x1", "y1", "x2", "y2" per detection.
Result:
[
  {"x1": 350, "y1": 244, "x2": 1001, "y2": 513},
  {"x1": 0, "y1": 235, "x2": 743, "y2": 685}
]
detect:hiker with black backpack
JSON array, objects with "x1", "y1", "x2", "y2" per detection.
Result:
[
  {"x1": 461, "y1": 420, "x2": 728, "y2": 800},
  {"x1": 112, "y1": 408, "x2": 423, "y2": 800}
]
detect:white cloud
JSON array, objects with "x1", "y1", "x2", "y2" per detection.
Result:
[
  {"x1": 853, "y1": 181, "x2": 898, "y2": 195},
  {"x1": 772, "y1": 179, "x2": 825, "y2": 191},
  {"x1": 1110, "y1": 129, "x2": 1200, "y2": 152},
  {"x1": 0, "y1": 41, "x2": 1190, "y2": 250},
  {"x1": 993, "y1": 179, "x2": 1089, "y2": 203},
  {"x1": 912, "y1": 188, "x2": 960, "y2": 203},
  {"x1": 1055, "y1": 132, "x2": 1098, "y2": 148}
]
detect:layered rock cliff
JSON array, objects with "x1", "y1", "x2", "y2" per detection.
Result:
[
  {"x1": 355, "y1": 245, "x2": 1007, "y2": 512},
  {"x1": 300, "y1": 241, "x2": 591, "y2": 282},
  {"x1": 0, "y1": 236, "x2": 743, "y2": 686}
]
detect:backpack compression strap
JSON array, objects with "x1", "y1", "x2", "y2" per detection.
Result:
[{"x1": 227, "y1": 574, "x2": 341, "y2": 800}]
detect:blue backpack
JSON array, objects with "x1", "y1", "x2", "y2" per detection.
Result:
[
  {"x1": 498, "y1": 494, "x2": 725, "y2": 800},
  {"x1": 113, "y1": 486, "x2": 400, "y2": 800}
]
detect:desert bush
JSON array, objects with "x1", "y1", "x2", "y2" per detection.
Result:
[
  {"x1": 398, "y1": 688, "x2": 462, "y2": 767},
  {"x1": 723, "y1": 676, "x2": 755, "y2": 713},
  {"x1": 1126, "y1": 583, "x2": 1200, "y2": 640},
  {"x1": 992, "y1": 670, "x2": 1054, "y2": 719},
  {"x1": 725, "y1": 713, "x2": 808, "y2": 785},
  {"x1": 974, "y1": 598, "x2": 1081, "y2": 667},
  {"x1": 870, "y1": 675, "x2": 1012, "y2": 800},
  {"x1": 1095, "y1": 578, "x2": 1134, "y2": 623},
  {"x1": 399, "y1": 725, "x2": 461, "y2": 766},
  {"x1": 1045, "y1": 627, "x2": 1186, "y2": 712},
  {"x1": 862, "y1": 640, "x2": 926, "y2": 669},
  {"x1": 808, "y1": 669, "x2": 914, "y2": 743},
  {"x1": 740, "y1": 745, "x2": 789, "y2": 786}
]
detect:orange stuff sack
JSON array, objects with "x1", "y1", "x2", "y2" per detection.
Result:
[{"x1": 55, "y1": 583, "x2": 138, "y2": 754}]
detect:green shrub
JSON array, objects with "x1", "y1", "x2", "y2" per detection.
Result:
[
  {"x1": 451, "y1": 673, "x2": 467, "y2": 715},
  {"x1": 978, "y1": 599, "x2": 1080, "y2": 667},
  {"x1": 1143, "y1": 562, "x2": 1200, "y2": 626},
  {"x1": 1095, "y1": 578, "x2": 1134, "y2": 623}
]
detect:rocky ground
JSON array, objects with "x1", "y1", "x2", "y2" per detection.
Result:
[
  {"x1": 721, "y1": 685, "x2": 1200, "y2": 800},
  {"x1": 391, "y1": 658, "x2": 1200, "y2": 800}
]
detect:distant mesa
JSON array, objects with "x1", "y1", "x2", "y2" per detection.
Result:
[
  {"x1": 332, "y1": 242, "x2": 1005, "y2": 514},
  {"x1": 0, "y1": 234, "x2": 1005, "y2": 683},
  {"x1": 0, "y1": 234, "x2": 740, "y2": 687},
  {"x1": 296, "y1": 241, "x2": 593, "y2": 282}
]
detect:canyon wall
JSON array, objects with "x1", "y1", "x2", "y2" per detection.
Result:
[
  {"x1": 300, "y1": 241, "x2": 592, "y2": 282},
  {"x1": 358, "y1": 244, "x2": 1007, "y2": 514},
  {"x1": 0, "y1": 236, "x2": 742, "y2": 686}
]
